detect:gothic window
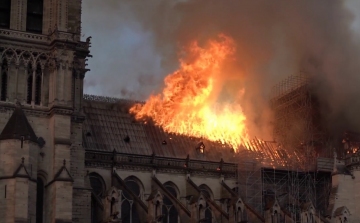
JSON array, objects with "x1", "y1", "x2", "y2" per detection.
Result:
[
  {"x1": 34, "y1": 64, "x2": 42, "y2": 105},
  {"x1": 122, "y1": 177, "x2": 141, "y2": 223},
  {"x1": 204, "y1": 207, "x2": 212, "y2": 223},
  {"x1": 236, "y1": 206, "x2": 242, "y2": 222},
  {"x1": 162, "y1": 182, "x2": 179, "y2": 223},
  {"x1": 36, "y1": 177, "x2": 44, "y2": 223},
  {"x1": 89, "y1": 173, "x2": 105, "y2": 223},
  {"x1": 26, "y1": 0, "x2": 43, "y2": 33},
  {"x1": 27, "y1": 63, "x2": 33, "y2": 104},
  {"x1": 90, "y1": 173, "x2": 105, "y2": 197},
  {"x1": 0, "y1": 0, "x2": 11, "y2": 29},
  {"x1": 199, "y1": 184, "x2": 213, "y2": 200},
  {"x1": 0, "y1": 59, "x2": 8, "y2": 101}
]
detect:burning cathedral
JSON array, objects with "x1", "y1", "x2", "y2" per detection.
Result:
[{"x1": 0, "y1": 1, "x2": 357, "y2": 223}]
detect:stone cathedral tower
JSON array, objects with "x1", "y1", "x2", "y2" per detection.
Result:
[{"x1": 0, "y1": 0, "x2": 91, "y2": 222}]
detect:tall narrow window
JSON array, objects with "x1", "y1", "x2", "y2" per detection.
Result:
[
  {"x1": 26, "y1": 0, "x2": 43, "y2": 33},
  {"x1": 0, "y1": 0, "x2": 11, "y2": 29},
  {"x1": 36, "y1": 177, "x2": 44, "y2": 223},
  {"x1": 162, "y1": 183, "x2": 179, "y2": 223},
  {"x1": 90, "y1": 173, "x2": 105, "y2": 223},
  {"x1": 27, "y1": 63, "x2": 33, "y2": 104},
  {"x1": 122, "y1": 178, "x2": 141, "y2": 223},
  {"x1": 34, "y1": 64, "x2": 42, "y2": 105},
  {"x1": 1, "y1": 59, "x2": 8, "y2": 101}
]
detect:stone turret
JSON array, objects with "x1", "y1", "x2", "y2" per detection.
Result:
[{"x1": 0, "y1": 106, "x2": 39, "y2": 222}]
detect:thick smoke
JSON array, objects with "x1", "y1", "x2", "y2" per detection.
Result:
[{"x1": 84, "y1": 0, "x2": 360, "y2": 140}]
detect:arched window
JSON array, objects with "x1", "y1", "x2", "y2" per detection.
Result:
[
  {"x1": 27, "y1": 63, "x2": 33, "y2": 104},
  {"x1": 1, "y1": 59, "x2": 8, "y2": 101},
  {"x1": 89, "y1": 173, "x2": 105, "y2": 223},
  {"x1": 205, "y1": 207, "x2": 212, "y2": 223},
  {"x1": 122, "y1": 177, "x2": 142, "y2": 223},
  {"x1": 34, "y1": 63, "x2": 42, "y2": 105},
  {"x1": 162, "y1": 182, "x2": 179, "y2": 223},
  {"x1": 36, "y1": 177, "x2": 44, "y2": 223},
  {"x1": 89, "y1": 173, "x2": 105, "y2": 197},
  {"x1": 199, "y1": 184, "x2": 213, "y2": 200},
  {"x1": 26, "y1": 0, "x2": 43, "y2": 33},
  {"x1": 0, "y1": 0, "x2": 11, "y2": 29}
]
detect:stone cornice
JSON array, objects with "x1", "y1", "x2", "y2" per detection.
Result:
[
  {"x1": 0, "y1": 29, "x2": 90, "y2": 57},
  {"x1": 0, "y1": 103, "x2": 75, "y2": 117},
  {"x1": 0, "y1": 28, "x2": 89, "y2": 52},
  {"x1": 85, "y1": 150, "x2": 238, "y2": 178},
  {"x1": 0, "y1": 175, "x2": 37, "y2": 182}
]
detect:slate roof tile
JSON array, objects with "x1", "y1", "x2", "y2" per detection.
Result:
[{"x1": 83, "y1": 96, "x2": 236, "y2": 162}]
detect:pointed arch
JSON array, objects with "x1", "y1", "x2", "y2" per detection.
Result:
[
  {"x1": 26, "y1": 0, "x2": 44, "y2": 33},
  {"x1": 198, "y1": 184, "x2": 214, "y2": 200},
  {"x1": 123, "y1": 175, "x2": 144, "y2": 197},
  {"x1": 89, "y1": 172, "x2": 106, "y2": 197},
  {"x1": 0, "y1": 0, "x2": 11, "y2": 29},
  {"x1": 1, "y1": 58, "x2": 8, "y2": 101},
  {"x1": 163, "y1": 181, "x2": 180, "y2": 198}
]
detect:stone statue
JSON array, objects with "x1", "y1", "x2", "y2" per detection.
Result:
[{"x1": 105, "y1": 187, "x2": 121, "y2": 222}]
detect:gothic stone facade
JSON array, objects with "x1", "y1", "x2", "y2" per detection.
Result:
[
  {"x1": 0, "y1": 1, "x2": 356, "y2": 223},
  {"x1": 0, "y1": 0, "x2": 90, "y2": 222}
]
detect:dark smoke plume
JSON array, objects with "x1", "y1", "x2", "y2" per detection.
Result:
[{"x1": 85, "y1": 0, "x2": 360, "y2": 140}]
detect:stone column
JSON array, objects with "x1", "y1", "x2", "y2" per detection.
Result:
[
  {"x1": 0, "y1": 60, "x2": 2, "y2": 98},
  {"x1": 40, "y1": 66, "x2": 44, "y2": 106},
  {"x1": 31, "y1": 64, "x2": 36, "y2": 105},
  {"x1": 14, "y1": 63, "x2": 19, "y2": 102}
]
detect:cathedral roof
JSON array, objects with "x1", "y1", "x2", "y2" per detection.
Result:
[
  {"x1": 0, "y1": 106, "x2": 38, "y2": 143},
  {"x1": 82, "y1": 95, "x2": 237, "y2": 162}
]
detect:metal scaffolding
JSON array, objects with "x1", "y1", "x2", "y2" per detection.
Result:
[
  {"x1": 237, "y1": 74, "x2": 333, "y2": 221},
  {"x1": 270, "y1": 73, "x2": 328, "y2": 155},
  {"x1": 262, "y1": 168, "x2": 331, "y2": 222}
]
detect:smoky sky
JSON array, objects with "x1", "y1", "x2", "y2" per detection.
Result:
[{"x1": 82, "y1": 0, "x2": 360, "y2": 138}]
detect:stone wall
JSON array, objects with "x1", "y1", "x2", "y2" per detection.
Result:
[
  {"x1": 87, "y1": 165, "x2": 239, "y2": 222},
  {"x1": 71, "y1": 120, "x2": 92, "y2": 223}
]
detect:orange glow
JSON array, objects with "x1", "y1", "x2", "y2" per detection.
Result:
[{"x1": 130, "y1": 34, "x2": 249, "y2": 151}]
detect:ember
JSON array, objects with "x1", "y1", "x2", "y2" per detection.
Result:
[{"x1": 130, "y1": 34, "x2": 249, "y2": 151}]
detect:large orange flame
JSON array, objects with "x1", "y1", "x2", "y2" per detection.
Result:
[{"x1": 130, "y1": 34, "x2": 249, "y2": 151}]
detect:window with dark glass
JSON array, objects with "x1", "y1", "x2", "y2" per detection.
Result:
[
  {"x1": 0, "y1": 0, "x2": 11, "y2": 29},
  {"x1": 89, "y1": 173, "x2": 105, "y2": 223},
  {"x1": 27, "y1": 63, "x2": 33, "y2": 104},
  {"x1": 1, "y1": 59, "x2": 8, "y2": 101},
  {"x1": 26, "y1": 0, "x2": 43, "y2": 33},
  {"x1": 162, "y1": 183, "x2": 179, "y2": 223},
  {"x1": 36, "y1": 177, "x2": 44, "y2": 223},
  {"x1": 122, "y1": 179, "x2": 141, "y2": 223}
]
